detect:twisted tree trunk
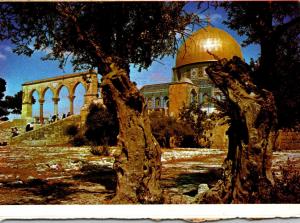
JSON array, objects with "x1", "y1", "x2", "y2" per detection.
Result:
[
  {"x1": 101, "y1": 64, "x2": 162, "y2": 204},
  {"x1": 197, "y1": 57, "x2": 277, "y2": 203}
]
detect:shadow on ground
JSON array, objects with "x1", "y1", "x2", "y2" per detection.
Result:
[
  {"x1": 175, "y1": 168, "x2": 223, "y2": 187},
  {"x1": 161, "y1": 167, "x2": 223, "y2": 197},
  {"x1": 73, "y1": 164, "x2": 117, "y2": 191},
  {"x1": 2, "y1": 179, "x2": 74, "y2": 204}
]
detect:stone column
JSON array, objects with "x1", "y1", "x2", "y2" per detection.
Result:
[
  {"x1": 68, "y1": 95, "x2": 75, "y2": 115},
  {"x1": 21, "y1": 101, "x2": 32, "y2": 119},
  {"x1": 39, "y1": 99, "x2": 45, "y2": 124},
  {"x1": 21, "y1": 87, "x2": 33, "y2": 119},
  {"x1": 52, "y1": 97, "x2": 60, "y2": 116}
]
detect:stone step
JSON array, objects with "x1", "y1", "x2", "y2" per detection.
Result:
[{"x1": 10, "y1": 115, "x2": 81, "y2": 146}]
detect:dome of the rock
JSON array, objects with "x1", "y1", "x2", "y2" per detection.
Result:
[{"x1": 176, "y1": 26, "x2": 243, "y2": 68}]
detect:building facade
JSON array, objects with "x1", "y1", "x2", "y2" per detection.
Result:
[{"x1": 140, "y1": 25, "x2": 243, "y2": 116}]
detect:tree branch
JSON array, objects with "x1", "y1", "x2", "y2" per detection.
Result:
[
  {"x1": 273, "y1": 16, "x2": 300, "y2": 38},
  {"x1": 55, "y1": 3, "x2": 110, "y2": 71}
]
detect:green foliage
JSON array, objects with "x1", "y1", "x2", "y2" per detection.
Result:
[
  {"x1": 220, "y1": 2, "x2": 300, "y2": 128},
  {"x1": 5, "y1": 91, "x2": 23, "y2": 114},
  {"x1": 90, "y1": 146, "x2": 110, "y2": 156},
  {"x1": 259, "y1": 164, "x2": 300, "y2": 203},
  {"x1": 0, "y1": 3, "x2": 198, "y2": 73},
  {"x1": 179, "y1": 102, "x2": 207, "y2": 137},
  {"x1": 0, "y1": 78, "x2": 9, "y2": 118},
  {"x1": 72, "y1": 134, "x2": 87, "y2": 147},
  {"x1": 85, "y1": 103, "x2": 119, "y2": 146},
  {"x1": 0, "y1": 78, "x2": 5, "y2": 100},
  {"x1": 65, "y1": 124, "x2": 87, "y2": 146},
  {"x1": 220, "y1": 2, "x2": 299, "y2": 47},
  {"x1": 0, "y1": 78, "x2": 35, "y2": 118},
  {"x1": 65, "y1": 124, "x2": 79, "y2": 136},
  {"x1": 149, "y1": 111, "x2": 197, "y2": 148}
]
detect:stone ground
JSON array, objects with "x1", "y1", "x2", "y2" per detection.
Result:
[{"x1": 0, "y1": 145, "x2": 299, "y2": 204}]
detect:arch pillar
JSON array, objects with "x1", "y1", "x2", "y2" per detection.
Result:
[
  {"x1": 68, "y1": 95, "x2": 75, "y2": 115},
  {"x1": 21, "y1": 86, "x2": 31, "y2": 119},
  {"x1": 52, "y1": 97, "x2": 60, "y2": 116},
  {"x1": 83, "y1": 72, "x2": 98, "y2": 105},
  {"x1": 21, "y1": 100, "x2": 32, "y2": 119},
  {"x1": 38, "y1": 99, "x2": 45, "y2": 124}
]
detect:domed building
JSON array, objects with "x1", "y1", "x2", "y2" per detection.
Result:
[{"x1": 140, "y1": 25, "x2": 243, "y2": 116}]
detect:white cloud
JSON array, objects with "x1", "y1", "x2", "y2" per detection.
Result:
[
  {"x1": 3, "y1": 46, "x2": 12, "y2": 52},
  {"x1": 211, "y1": 13, "x2": 222, "y2": 21},
  {"x1": 0, "y1": 52, "x2": 6, "y2": 60}
]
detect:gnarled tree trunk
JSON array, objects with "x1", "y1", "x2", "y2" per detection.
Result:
[
  {"x1": 197, "y1": 57, "x2": 277, "y2": 203},
  {"x1": 101, "y1": 64, "x2": 162, "y2": 204}
]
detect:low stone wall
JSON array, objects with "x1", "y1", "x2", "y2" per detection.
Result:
[
  {"x1": 275, "y1": 130, "x2": 300, "y2": 150},
  {"x1": 204, "y1": 122, "x2": 300, "y2": 151},
  {"x1": 10, "y1": 115, "x2": 81, "y2": 146},
  {"x1": 0, "y1": 119, "x2": 28, "y2": 143}
]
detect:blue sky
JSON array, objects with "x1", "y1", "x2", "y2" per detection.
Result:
[{"x1": 0, "y1": 3, "x2": 260, "y2": 119}]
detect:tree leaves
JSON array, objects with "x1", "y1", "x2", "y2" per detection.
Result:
[{"x1": 0, "y1": 2, "x2": 198, "y2": 75}]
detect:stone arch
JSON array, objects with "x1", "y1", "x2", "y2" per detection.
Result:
[
  {"x1": 21, "y1": 71, "x2": 99, "y2": 120},
  {"x1": 71, "y1": 81, "x2": 87, "y2": 97},
  {"x1": 41, "y1": 86, "x2": 55, "y2": 101},
  {"x1": 55, "y1": 84, "x2": 71, "y2": 98},
  {"x1": 72, "y1": 81, "x2": 87, "y2": 114},
  {"x1": 56, "y1": 85, "x2": 71, "y2": 117},
  {"x1": 30, "y1": 89, "x2": 40, "y2": 120},
  {"x1": 28, "y1": 88, "x2": 40, "y2": 103}
]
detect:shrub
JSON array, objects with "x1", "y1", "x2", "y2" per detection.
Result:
[
  {"x1": 149, "y1": 110, "x2": 198, "y2": 148},
  {"x1": 90, "y1": 145, "x2": 110, "y2": 156},
  {"x1": 72, "y1": 133, "x2": 87, "y2": 147},
  {"x1": 65, "y1": 124, "x2": 79, "y2": 136},
  {"x1": 258, "y1": 164, "x2": 300, "y2": 203},
  {"x1": 85, "y1": 103, "x2": 119, "y2": 146}
]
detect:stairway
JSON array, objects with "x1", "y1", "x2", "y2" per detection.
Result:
[{"x1": 10, "y1": 115, "x2": 81, "y2": 146}]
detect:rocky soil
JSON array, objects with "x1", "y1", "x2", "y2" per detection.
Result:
[{"x1": 0, "y1": 145, "x2": 299, "y2": 204}]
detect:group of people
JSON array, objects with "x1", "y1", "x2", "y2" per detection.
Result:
[
  {"x1": 49, "y1": 112, "x2": 72, "y2": 123},
  {"x1": 11, "y1": 127, "x2": 19, "y2": 137},
  {"x1": 11, "y1": 122, "x2": 35, "y2": 137},
  {"x1": 11, "y1": 111, "x2": 73, "y2": 137}
]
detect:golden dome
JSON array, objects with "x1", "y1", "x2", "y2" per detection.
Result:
[{"x1": 176, "y1": 26, "x2": 243, "y2": 68}]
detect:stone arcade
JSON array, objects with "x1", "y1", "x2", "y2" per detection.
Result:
[
  {"x1": 21, "y1": 26, "x2": 243, "y2": 122},
  {"x1": 21, "y1": 71, "x2": 98, "y2": 123}
]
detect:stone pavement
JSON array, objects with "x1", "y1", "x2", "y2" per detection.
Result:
[{"x1": 0, "y1": 145, "x2": 299, "y2": 204}]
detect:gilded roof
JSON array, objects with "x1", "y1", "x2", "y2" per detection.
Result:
[{"x1": 176, "y1": 26, "x2": 243, "y2": 68}]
